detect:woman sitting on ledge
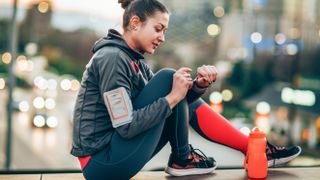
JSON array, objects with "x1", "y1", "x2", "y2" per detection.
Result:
[{"x1": 71, "y1": 0, "x2": 301, "y2": 179}]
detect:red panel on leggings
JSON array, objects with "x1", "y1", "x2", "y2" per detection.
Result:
[
  {"x1": 195, "y1": 103, "x2": 248, "y2": 154},
  {"x1": 78, "y1": 156, "x2": 91, "y2": 170}
]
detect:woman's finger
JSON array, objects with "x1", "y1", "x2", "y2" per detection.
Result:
[
  {"x1": 182, "y1": 73, "x2": 192, "y2": 81},
  {"x1": 206, "y1": 66, "x2": 216, "y2": 83},
  {"x1": 200, "y1": 65, "x2": 209, "y2": 81},
  {"x1": 178, "y1": 67, "x2": 192, "y2": 74},
  {"x1": 197, "y1": 66, "x2": 207, "y2": 77}
]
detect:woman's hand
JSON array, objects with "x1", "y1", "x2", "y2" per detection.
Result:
[
  {"x1": 165, "y1": 67, "x2": 193, "y2": 109},
  {"x1": 195, "y1": 65, "x2": 218, "y2": 88}
]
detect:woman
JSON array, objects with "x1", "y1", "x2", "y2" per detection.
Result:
[{"x1": 71, "y1": 0, "x2": 301, "y2": 179}]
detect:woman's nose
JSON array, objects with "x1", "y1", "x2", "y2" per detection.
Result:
[{"x1": 158, "y1": 34, "x2": 165, "y2": 42}]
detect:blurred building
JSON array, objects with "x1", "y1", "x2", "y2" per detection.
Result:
[
  {"x1": 20, "y1": 0, "x2": 53, "y2": 43},
  {"x1": 245, "y1": 82, "x2": 320, "y2": 148}
]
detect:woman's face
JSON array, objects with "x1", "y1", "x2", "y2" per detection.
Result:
[{"x1": 133, "y1": 11, "x2": 169, "y2": 54}]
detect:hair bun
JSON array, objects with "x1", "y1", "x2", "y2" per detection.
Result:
[{"x1": 118, "y1": 0, "x2": 134, "y2": 9}]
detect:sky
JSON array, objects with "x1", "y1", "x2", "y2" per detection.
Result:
[
  {"x1": 0, "y1": 0, "x2": 125, "y2": 34},
  {"x1": 1, "y1": 0, "x2": 124, "y2": 20}
]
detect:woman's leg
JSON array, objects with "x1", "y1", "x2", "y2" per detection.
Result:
[
  {"x1": 188, "y1": 98, "x2": 302, "y2": 167},
  {"x1": 160, "y1": 99, "x2": 190, "y2": 159},
  {"x1": 189, "y1": 98, "x2": 248, "y2": 154},
  {"x1": 149, "y1": 99, "x2": 190, "y2": 160},
  {"x1": 83, "y1": 69, "x2": 190, "y2": 180}
]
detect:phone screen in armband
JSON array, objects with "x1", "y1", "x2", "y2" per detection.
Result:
[{"x1": 103, "y1": 87, "x2": 133, "y2": 128}]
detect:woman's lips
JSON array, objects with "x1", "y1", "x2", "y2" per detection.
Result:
[{"x1": 152, "y1": 43, "x2": 159, "y2": 49}]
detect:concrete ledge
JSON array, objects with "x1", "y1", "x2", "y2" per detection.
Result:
[
  {"x1": 133, "y1": 167, "x2": 320, "y2": 180},
  {"x1": 0, "y1": 167, "x2": 319, "y2": 180},
  {"x1": 42, "y1": 173, "x2": 85, "y2": 180},
  {"x1": 0, "y1": 174, "x2": 41, "y2": 180}
]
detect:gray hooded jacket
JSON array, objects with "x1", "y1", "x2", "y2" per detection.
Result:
[{"x1": 71, "y1": 29, "x2": 206, "y2": 157}]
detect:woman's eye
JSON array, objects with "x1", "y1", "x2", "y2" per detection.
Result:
[{"x1": 155, "y1": 28, "x2": 161, "y2": 32}]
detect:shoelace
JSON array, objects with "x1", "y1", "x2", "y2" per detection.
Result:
[
  {"x1": 267, "y1": 142, "x2": 286, "y2": 154},
  {"x1": 189, "y1": 145, "x2": 209, "y2": 167},
  {"x1": 267, "y1": 143, "x2": 277, "y2": 167}
]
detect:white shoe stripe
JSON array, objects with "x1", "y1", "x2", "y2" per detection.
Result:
[
  {"x1": 268, "y1": 146, "x2": 302, "y2": 167},
  {"x1": 165, "y1": 164, "x2": 217, "y2": 176}
]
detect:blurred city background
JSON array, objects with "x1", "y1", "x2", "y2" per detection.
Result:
[{"x1": 0, "y1": 0, "x2": 320, "y2": 171}]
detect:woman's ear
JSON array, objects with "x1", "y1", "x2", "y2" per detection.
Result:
[{"x1": 129, "y1": 15, "x2": 141, "y2": 31}]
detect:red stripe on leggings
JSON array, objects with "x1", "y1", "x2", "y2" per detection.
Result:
[
  {"x1": 195, "y1": 103, "x2": 248, "y2": 154},
  {"x1": 78, "y1": 156, "x2": 91, "y2": 170}
]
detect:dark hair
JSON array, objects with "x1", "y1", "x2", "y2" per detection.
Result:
[{"x1": 118, "y1": 0, "x2": 169, "y2": 30}]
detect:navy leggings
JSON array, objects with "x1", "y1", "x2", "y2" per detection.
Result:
[{"x1": 83, "y1": 69, "x2": 207, "y2": 180}]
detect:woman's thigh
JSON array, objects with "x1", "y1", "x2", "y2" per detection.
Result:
[{"x1": 85, "y1": 122, "x2": 166, "y2": 180}]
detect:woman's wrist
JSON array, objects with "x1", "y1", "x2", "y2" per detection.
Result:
[
  {"x1": 194, "y1": 78, "x2": 210, "y2": 89},
  {"x1": 165, "y1": 93, "x2": 180, "y2": 109}
]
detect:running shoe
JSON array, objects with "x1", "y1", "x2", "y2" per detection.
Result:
[
  {"x1": 165, "y1": 145, "x2": 217, "y2": 176},
  {"x1": 267, "y1": 142, "x2": 302, "y2": 167}
]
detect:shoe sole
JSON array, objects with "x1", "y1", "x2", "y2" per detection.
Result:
[
  {"x1": 268, "y1": 146, "x2": 302, "y2": 167},
  {"x1": 165, "y1": 164, "x2": 217, "y2": 176}
]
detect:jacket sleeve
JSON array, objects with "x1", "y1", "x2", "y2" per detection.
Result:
[
  {"x1": 96, "y1": 49, "x2": 172, "y2": 139},
  {"x1": 186, "y1": 80, "x2": 207, "y2": 103},
  {"x1": 140, "y1": 61, "x2": 154, "y2": 81}
]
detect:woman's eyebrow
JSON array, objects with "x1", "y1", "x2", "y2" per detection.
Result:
[{"x1": 158, "y1": 23, "x2": 168, "y2": 30}]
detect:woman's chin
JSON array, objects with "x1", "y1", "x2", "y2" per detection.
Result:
[{"x1": 145, "y1": 49, "x2": 155, "y2": 54}]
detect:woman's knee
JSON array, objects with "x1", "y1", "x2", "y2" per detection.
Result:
[
  {"x1": 189, "y1": 98, "x2": 205, "y2": 110},
  {"x1": 132, "y1": 69, "x2": 176, "y2": 108},
  {"x1": 144, "y1": 68, "x2": 175, "y2": 93},
  {"x1": 154, "y1": 68, "x2": 175, "y2": 81}
]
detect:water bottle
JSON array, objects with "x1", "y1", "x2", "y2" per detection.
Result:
[{"x1": 244, "y1": 127, "x2": 268, "y2": 178}]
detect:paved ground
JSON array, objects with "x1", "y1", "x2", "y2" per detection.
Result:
[{"x1": 0, "y1": 167, "x2": 319, "y2": 180}]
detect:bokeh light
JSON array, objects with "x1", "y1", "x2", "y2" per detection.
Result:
[
  {"x1": 60, "y1": 79, "x2": 72, "y2": 91},
  {"x1": 33, "y1": 115, "x2": 46, "y2": 128},
  {"x1": 286, "y1": 43, "x2": 298, "y2": 55},
  {"x1": 209, "y1": 91, "x2": 223, "y2": 104},
  {"x1": 2, "y1": 52, "x2": 12, "y2": 64},
  {"x1": 25, "y1": 42, "x2": 38, "y2": 56},
  {"x1": 281, "y1": 87, "x2": 315, "y2": 106},
  {"x1": 213, "y1": 6, "x2": 225, "y2": 18},
  {"x1": 19, "y1": 101, "x2": 30, "y2": 112},
  {"x1": 33, "y1": 97, "x2": 45, "y2": 109},
  {"x1": 70, "y1": 79, "x2": 80, "y2": 91},
  {"x1": 207, "y1": 24, "x2": 221, "y2": 36},
  {"x1": 0, "y1": 78, "x2": 5, "y2": 90},
  {"x1": 17, "y1": 58, "x2": 28, "y2": 71},
  {"x1": 221, "y1": 89, "x2": 233, "y2": 102},
  {"x1": 240, "y1": 127, "x2": 251, "y2": 136},
  {"x1": 38, "y1": 1, "x2": 49, "y2": 13},
  {"x1": 46, "y1": 116, "x2": 58, "y2": 128},
  {"x1": 250, "y1": 32, "x2": 262, "y2": 44},
  {"x1": 256, "y1": 101, "x2": 271, "y2": 115},
  {"x1": 17, "y1": 55, "x2": 27, "y2": 61},
  {"x1": 34, "y1": 76, "x2": 48, "y2": 90},
  {"x1": 275, "y1": 33, "x2": 286, "y2": 45},
  {"x1": 45, "y1": 98, "x2": 56, "y2": 110}
]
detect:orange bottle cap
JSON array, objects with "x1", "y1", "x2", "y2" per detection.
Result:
[{"x1": 249, "y1": 127, "x2": 265, "y2": 138}]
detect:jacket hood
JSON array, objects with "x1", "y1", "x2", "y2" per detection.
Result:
[{"x1": 92, "y1": 29, "x2": 144, "y2": 60}]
